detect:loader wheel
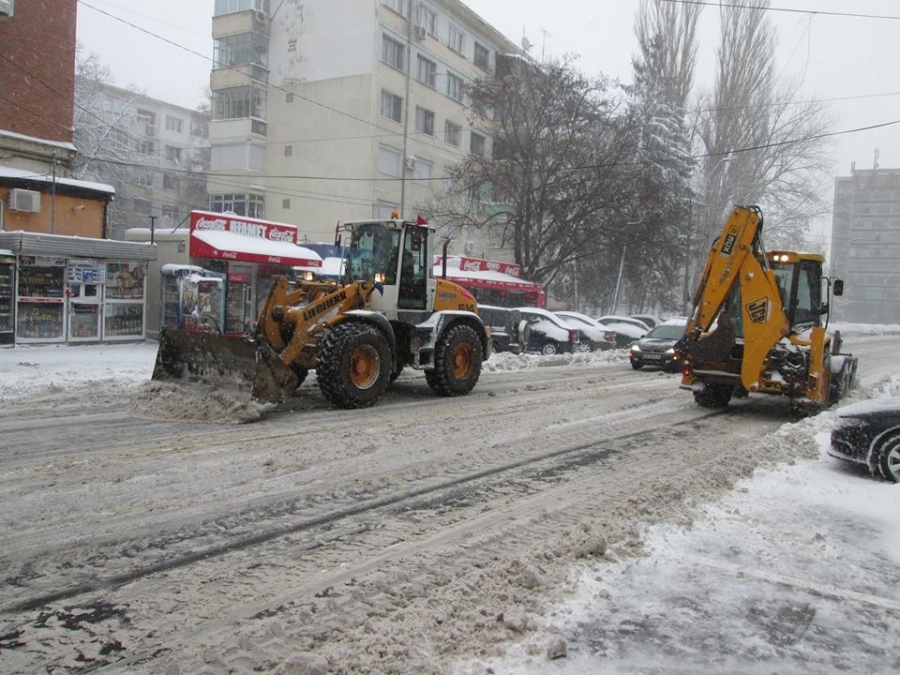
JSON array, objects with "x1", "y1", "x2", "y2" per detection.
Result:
[
  {"x1": 425, "y1": 324, "x2": 482, "y2": 397},
  {"x1": 317, "y1": 323, "x2": 391, "y2": 409},
  {"x1": 693, "y1": 383, "x2": 733, "y2": 408},
  {"x1": 875, "y1": 432, "x2": 900, "y2": 483}
]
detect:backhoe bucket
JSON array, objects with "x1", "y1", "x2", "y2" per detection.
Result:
[{"x1": 153, "y1": 328, "x2": 261, "y2": 391}]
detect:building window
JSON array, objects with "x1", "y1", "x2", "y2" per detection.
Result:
[
  {"x1": 474, "y1": 42, "x2": 491, "y2": 71},
  {"x1": 412, "y1": 158, "x2": 432, "y2": 185},
  {"x1": 470, "y1": 131, "x2": 485, "y2": 158},
  {"x1": 381, "y1": 90, "x2": 402, "y2": 123},
  {"x1": 165, "y1": 115, "x2": 184, "y2": 133},
  {"x1": 212, "y1": 86, "x2": 267, "y2": 120},
  {"x1": 137, "y1": 109, "x2": 156, "y2": 136},
  {"x1": 383, "y1": 0, "x2": 406, "y2": 16},
  {"x1": 417, "y1": 55, "x2": 436, "y2": 88},
  {"x1": 444, "y1": 120, "x2": 461, "y2": 147},
  {"x1": 418, "y1": 4, "x2": 436, "y2": 34},
  {"x1": 138, "y1": 140, "x2": 155, "y2": 155},
  {"x1": 378, "y1": 146, "x2": 401, "y2": 177},
  {"x1": 286, "y1": 93, "x2": 294, "y2": 103},
  {"x1": 214, "y1": 32, "x2": 269, "y2": 69},
  {"x1": 164, "y1": 146, "x2": 183, "y2": 163},
  {"x1": 446, "y1": 73, "x2": 464, "y2": 102},
  {"x1": 448, "y1": 25, "x2": 465, "y2": 54},
  {"x1": 209, "y1": 193, "x2": 266, "y2": 218},
  {"x1": 382, "y1": 35, "x2": 405, "y2": 70},
  {"x1": 282, "y1": 198, "x2": 291, "y2": 209},
  {"x1": 288, "y1": 37, "x2": 297, "y2": 52},
  {"x1": 163, "y1": 172, "x2": 179, "y2": 190},
  {"x1": 214, "y1": 0, "x2": 270, "y2": 16},
  {"x1": 415, "y1": 107, "x2": 435, "y2": 136}
]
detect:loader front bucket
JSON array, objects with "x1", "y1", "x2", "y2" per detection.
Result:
[
  {"x1": 152, "y1": 328, "x2": 262, "y2": 392},
  {"x1": 251, "y1": 341, "x2": 301, "y2": 403}
]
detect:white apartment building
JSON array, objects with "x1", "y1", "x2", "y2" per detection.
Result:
[
  {"x1": 208, "y1": 0, "x2": 519, "y2": 246},
  {"x1": 77, "y1": 82, "x2": 210, "y2": 239}
]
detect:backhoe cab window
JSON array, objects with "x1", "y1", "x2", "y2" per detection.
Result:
[
  {"x1": 772, "y1": 261, "x2": 822, "y2": 327},
  {"x1": 346, "y1": 223, "x2": 401, "y2": 283}
]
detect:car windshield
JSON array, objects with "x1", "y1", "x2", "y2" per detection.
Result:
[{"x1": 647, "y1": 324, "x2": 686, "y2": 340}]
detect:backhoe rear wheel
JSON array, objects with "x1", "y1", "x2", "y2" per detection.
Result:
[
  {"x1": 425, "y1": 324, "x2": 482, "y2": 397},
  {"x1": 317, "y1": 322, "x2": 391, "y2": 409},
  {"x1": 693, "y1": 383, "x2": 733, "y2": 408}
]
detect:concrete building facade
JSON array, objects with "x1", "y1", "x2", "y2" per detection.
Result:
[
  {"x1": 207, "y1": 0, "x2": 518, "y2": 250},
  {"x1": 830, "y1": 166, "x2": 900, "y2": 324}
]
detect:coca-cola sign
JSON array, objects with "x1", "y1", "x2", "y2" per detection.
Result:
[{"x1": 190, "y1": 211, "x2": 298, "y2": 245}]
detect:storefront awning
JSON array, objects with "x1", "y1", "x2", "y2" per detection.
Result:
[
  {"x1": 432, "y1": 264, "x2": 543, "y2": 293},
  {"x1": 191, "y1": 229, "x2": 322, "y2": 268}
]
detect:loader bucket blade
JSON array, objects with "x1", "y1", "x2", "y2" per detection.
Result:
[
  {"x1": 153, "y1": 328, "x2": 260, "y2": 391},
  {"x1": 252, "y1": 342, "x2": 300, "y2": 403}
]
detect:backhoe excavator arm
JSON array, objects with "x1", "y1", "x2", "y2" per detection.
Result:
[{"x1": 679, "y1": 206, "x2": 790, "y2": 393}]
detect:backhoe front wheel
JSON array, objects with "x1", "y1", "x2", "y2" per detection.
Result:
[
  {"x1": 317, "y1": 323, "x2": 391, "y2": 409},
  {"x1": 425, "y1": 324, "x2": 482, "y2": 397}
]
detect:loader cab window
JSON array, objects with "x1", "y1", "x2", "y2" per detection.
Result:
[
  {"x1": 346, "y1": 222, "x2": 401, "y2": 283},
  {"x1": 772, "y1": 260, "x2": 822, "y2": 328},
  {"x1": 398, "y1": 225, "x2": 428, "y2": 310}
]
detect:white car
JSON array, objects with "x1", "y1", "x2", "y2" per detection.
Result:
[
  {"x1": 554, "y1": 311, "x2": 615, "y2": 351},
  {"x1": 516, "y1": 307, "x2": 583, "y2": 355},
  {"x1": 594, "y1": 315, "x2": 649, "y2": 347}
]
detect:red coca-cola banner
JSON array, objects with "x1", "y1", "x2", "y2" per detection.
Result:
[
  {"x1": 190, "y1": 211, "x2": 298, "y2": 244},
  {"x1": 435, "y1": 256, "x2": 522, "y2": 278}
]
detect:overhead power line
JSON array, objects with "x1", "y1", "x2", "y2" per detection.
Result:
[{"x1": 659, "y1": 0, "x2": 900, "y2": 21}]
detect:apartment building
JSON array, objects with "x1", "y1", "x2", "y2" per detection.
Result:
[
  {"x1": 830, "y1": 164, "x2": 900, "y2": 323},
  {"x1": 75, "y1": 82, "x2": 210, "y2": 240},
  {"x1": 208, "y1": 0, "x2": 519, "y2": 248}
]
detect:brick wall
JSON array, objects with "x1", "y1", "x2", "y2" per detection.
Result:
[{"x1": 0, "y1": 0, "x2": 77, "y2": 144}]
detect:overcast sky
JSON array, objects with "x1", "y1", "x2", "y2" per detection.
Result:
[{"x1": 76, "y1": 0, "x2": 900, "y2": 220}]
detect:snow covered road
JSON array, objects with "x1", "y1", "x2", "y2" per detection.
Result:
[{"x1": 0, "y1": 334, "x2": 898, "y2": 674}]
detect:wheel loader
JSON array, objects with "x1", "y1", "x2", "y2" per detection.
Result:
[
  {"x1": 152, "y1": 217, "x2": 490, "y2": 409},
  {"x1": 675, "y1": 205, "x2": 857, "y2": 410}
]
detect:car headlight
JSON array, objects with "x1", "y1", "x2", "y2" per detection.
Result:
[
  {"x1": 665, "y1": 347, "x2": 675, "y2": 355},
  {"x1": 630, "y1": 344, "x2": 641, "y2": 354}
]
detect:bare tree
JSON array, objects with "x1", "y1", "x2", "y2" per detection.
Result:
[
  {"x1": 430, "y1": 54, "x2": 635, "y2": 295},
  {"x1": 694, "y1": 0, "x2": 833, "y2": 253}
]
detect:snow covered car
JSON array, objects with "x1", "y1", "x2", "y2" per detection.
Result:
[
  {"x1": 829, "y1": 396, "x2": 900, "y2": 483},
  {"x1": 516, "y1": 307, "x2": 582, "y2": 355},
  {"x1": 628, "y1": 319, "x2": 688, "y2": 372},
  {"x1": 594, "y1": 315, "x2": 649, "y2": 347},
  {"x1": 554, "y1": 311, "x2": 615, "y2": 351},
  {"x1": 630, "y1": 314, "x2": 662, "y2": 329},
  {"x1": 477, "y1": 305, "x2": 525, "y2": 354}
]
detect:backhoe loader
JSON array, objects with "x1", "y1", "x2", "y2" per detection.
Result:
[
  {"x1": 675, "y1": 205, "x2": 857, "y2": 410},
  {"x1": 152, "y1": 217, "x2": 490, "y2": 409}
]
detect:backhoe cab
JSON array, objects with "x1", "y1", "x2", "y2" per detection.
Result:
[
  {"x1": 153, "y1": 217, "x2": 490, "y2": 410},
  {"x1": 676, "y1": 205, "x2": 857, "y2": 410}
]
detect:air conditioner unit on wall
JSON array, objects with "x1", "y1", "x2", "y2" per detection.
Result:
[
  {"x1": 0, "y1": 0, "x2": 14, "y2": 18},
  {"x1": 414, "y1": 25, "x2": 427, "y2": 40},
  {"x1": 405, "y1": 156, "x2": 417, "y2": 170},
  {"x1": 9, "y1": 188, "x2": 40, "y2": 213},
  {"x1": 464, "y1": 240, "x2": 475, "y2": 254}
]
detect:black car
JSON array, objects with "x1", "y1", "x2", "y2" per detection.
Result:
[
  {"x1": 829, "y1": 397, "x2": 900, "y2": 483},
  {"x1": 628, "y1": 319, "x2": 687, "y2": 372},
  {"x1": 476, "y1": 305, "x2": 525, "y2": 354}
]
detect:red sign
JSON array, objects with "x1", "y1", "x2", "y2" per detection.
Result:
[
  {"x1": 436, "y1": 255, "x2": 522, "y2": 278},
  {"x1": 190, "y1": 211, "x2": 298, "y2": 244}
]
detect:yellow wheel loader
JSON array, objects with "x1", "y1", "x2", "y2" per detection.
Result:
[
  {"x1": 152, "y1": 217, "x2": 490, "y2": 409},
  {"x1": 675, "y1": 205, "x2": 857, "y2": 410}
]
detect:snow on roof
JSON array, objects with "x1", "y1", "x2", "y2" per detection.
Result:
[
  {"x1": 0, "y1": 165, "x2": 115, "y2": 194},
  {"x1": 192, "y1": 229, "x2": 322, "y2": 267},
  {"x1": 0, "y1": 130, "x2": 77, "y2": 152}
]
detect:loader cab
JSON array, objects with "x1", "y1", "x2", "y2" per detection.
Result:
[
  {"x1": 768, "y1": 251, "x2": 825, "y2": 330},
  {"x1": 342, "y1": 219, "x2": 431, "y2": 314}
]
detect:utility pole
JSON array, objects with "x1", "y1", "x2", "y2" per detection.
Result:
[{"x1": 399, "y1": 0, "x2": 414, "y2": 216}]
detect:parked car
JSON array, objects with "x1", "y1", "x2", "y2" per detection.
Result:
[
  {"x1": 594, "y1": 315, "x2": 649, "y2": 347},
  {"x1": 630, "y1": 314, "x2": 662, "y2": 329},
  {"x1": 829, "y1": 397, "x2": 900, "y2": 483},
  {"x1": 554, "y1": 311, "x2": 615, "y2": 351},
  {"x1": 516, "y1": 307, "x2": 582, "y2": 355},
  {"x1": 477, "y1": 305, "x2": 525, "y2": 354},
  {"x1": 628, "y1": 318, "x2": 688, "y2": 372}
]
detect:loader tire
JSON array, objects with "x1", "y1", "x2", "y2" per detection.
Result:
[
  {"x1": 425, "y1": 324, "x2": 482, "y2": 397},
  {"x1": 693, "y1": 383, "x2": 733, "y2": 408},
  {"x1": 317, "y1": 322, "x2": 391, "y2": 409}
]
